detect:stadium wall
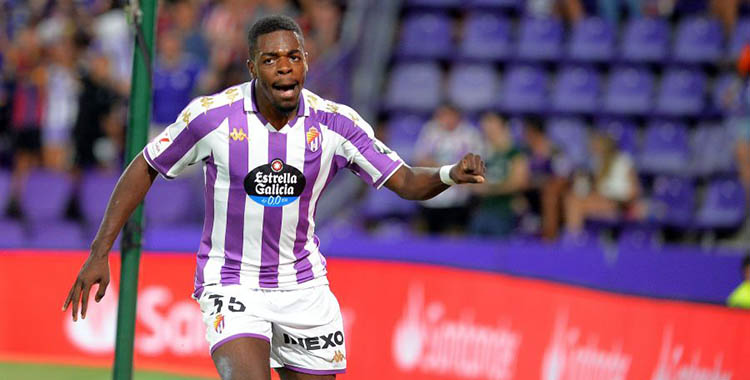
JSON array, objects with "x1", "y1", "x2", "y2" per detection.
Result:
[{"x1": 0, "y1": 251, "x2": 747, "y2": 380}]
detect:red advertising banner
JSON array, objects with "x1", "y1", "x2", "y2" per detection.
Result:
[{"x1": 0, "y1": 250, "x2": 748, "y2": 380}]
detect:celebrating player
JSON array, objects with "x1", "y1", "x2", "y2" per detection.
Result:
[{"x1": 63, "y1": 15, "x2": 485, "y2": 380}]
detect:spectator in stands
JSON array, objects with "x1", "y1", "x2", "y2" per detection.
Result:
[
  {"x1": 527, "y1": 0, "x2": 585, "y2": 24},
  {"x1": 711, "y1": 0, "x2": 750, "y2": 36},
  {"x1": 723, "y1": 58, "x2": 750, "y2": 226},
  {"x1": 469, "y1": 113, "x2": 529, "y2": 237},
  {"x1": 169, "y1": 0, "x2": 211, "y2": 66},
  {"x1": 598, "y1": 0, "x2": 643, "y2": 24},
  {"x1": 523, "y1": 118, "x2": 572, "y2": 240},
  {"x1": 151, "y1": 29, "x2": 204, "y2": 129},
  {"x1": 727, "y1": 255, "x2": 750, "y2": 308},
  {"x1": 564, "y1": 132, "x2": 642, "y2": 235},
  {"x1": 301, "y1": 0, "x2": 342, "y2": 63},
  {"x1": 414, "y1": 104, "x2": 483, "y2": 234}
]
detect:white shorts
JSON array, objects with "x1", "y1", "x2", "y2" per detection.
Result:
[{"x1": 196, "y1": 284, "x2": 347, "y2": 375}]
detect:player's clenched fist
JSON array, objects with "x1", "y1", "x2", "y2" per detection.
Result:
[{"x1": 450, "y1": 153, "x2": 486, "y2": 184}]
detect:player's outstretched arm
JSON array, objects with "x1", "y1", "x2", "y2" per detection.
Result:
[
  {"x1": 385, "y1": 153, "x2": 485, "y2": 201},
  {"x1": 62, "y1": 154, "x2": 158, "y2": 321}
]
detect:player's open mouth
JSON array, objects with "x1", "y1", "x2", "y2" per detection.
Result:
[{"x1": 272, "y1": 82, "x2": 298, "y2": 100}]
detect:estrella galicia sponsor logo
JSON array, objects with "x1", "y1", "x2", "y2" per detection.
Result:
[
  {"x1": 283, "y1": 331, "x2": 344, "y2": 351},
  {"x1": 244, "y1": 159, "x2": 306, "y2": 207}
]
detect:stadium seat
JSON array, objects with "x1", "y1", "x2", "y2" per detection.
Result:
[
  {"x1": 649, "y1": 176, "x2": 695, "y2": 228},
  {"x1": 546, "y1": 117, "x2": 589, "y2": 168},
  {"x1": 19, "y1": 169, "x2": 74, "y2": 225},
  {"x1": 516, "y1": 17, "x2": 564, "y2": 61},
  {"x1": 387, "y1": 113, "x2": 426, "y2": 163},
  {"x1": 0, "y1": 169, "x2": 10, "y2": 212},
  {"x1": 465, "y1": 0, "x2": 520, "y2": 9},
  {"x1": 384, "y1": 62, "x2": 443, "y2": 112},
  {"x1": 145, "y1": 178, "x2": 200, "y2": 227},
  {"x1": 79, "y1": 170, "x2": 120, "y2": 228},
  {"x1": 620, "y1": 18, "x2": 670, "y2": 63},
  {"x1": 655, "y1": 68, "x2": 706, "y2": 117},
  {"x1": 638, "y1": 121, "x2": 690, "y2": 176},
  {"x1": 28, "y1": 221, "x2": 87, "y2": 249},
  {"x1": 597, "y1": 117, "x2": 638, "y2": 155},
  {"x1": 143, "y1": 224, "x2": 203, "y2": 251},
  {"x1": 360, "y1": 188, "x2": 417, "y2": 221},
  {"x1": 728, "y1": 18, "x2": 750, "y2": 59},
  {"x1": 397, "y1": 12, "x2": 454, "y2": 59},
  {"x1": 567, "y1": 17, "x2": 615, "y2": 62},
  {"x1": 499, "y1": 65, "x2": 548, "y2": 113},
  {"x1": 690, "y1": 124, "x2": 735, "y2": 177},
  {"x1": 447, "y1": 64, "x2": 500, "y2": 112},
  {"x1": 603, "y1": 66, "x2": 654, "y2": 115},
  {"x1": 406, "y1": 0, "x2": 462, "y2": 7},
  {"x1": 459, "y1": 13, "x2": 512, "y2": 61},
  {"x1": 551, "y1": 66, "x2": 601, "y2": 113},
  {"x1": 618, "y1": 226, "x2": 661, "y2": 252},
  {"x1": 672, "y1": 17, "x2": 723, "y2": 64},
  {"x1": 712, "y1": 73, "x2": 741, "y2": 115},
  {"x1": 696, "y1": 179, "x2": 747, "y2": 229},
  {"x1": 0, "y1": 219, "x2": 25, "y2": 248}
]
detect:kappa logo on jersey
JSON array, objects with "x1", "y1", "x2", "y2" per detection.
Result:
[
  {"x1": 230, "y1": 128, "x2": 247, "y2": 141},
  {"x1": 331, "y1": 350, "x2": 345, "y2": 363},
  {"x1": 213, "y1": 314, "x2": 225, "y2": 334},
  {"x1": 283, "y1": 331, "x2": 344, "y2": 351},
  {"x1": 306, "y1": 126, "x2": 321, "y2": 152},
  {"x1": 244, "y1": 159, "x2": 306, "y2": 207}
]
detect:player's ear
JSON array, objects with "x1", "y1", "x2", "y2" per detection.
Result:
[
  {"x1": 246, "y1": 58, "x2": 256, "y2": 79},
  {"x1": 303, "y1": 51, "x2": 309, "y2": 74}
]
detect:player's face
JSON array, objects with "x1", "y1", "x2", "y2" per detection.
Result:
[{"x1": 249, "y1": 30, "x2": 307, "y2": 114}]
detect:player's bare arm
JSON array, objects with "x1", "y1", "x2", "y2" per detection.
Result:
[
  {"x1": 385, "y1": 153, "x2": 486, "y2": 200},
  {"x1": 62, "y1": 154, "x2": 158, "y2": 321}
]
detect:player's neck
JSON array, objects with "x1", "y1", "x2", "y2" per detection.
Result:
[{"x1": 254, "y1": 85, "x2": 298, "y2": 131}]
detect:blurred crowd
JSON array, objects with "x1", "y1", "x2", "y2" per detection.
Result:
[{"x1": 0, "y1": 0, "x2": 344, "y2": 216}]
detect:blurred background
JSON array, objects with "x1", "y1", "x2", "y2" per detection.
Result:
[{"x1": 1, "y1": 0, "x2": 750, "y2": 379}]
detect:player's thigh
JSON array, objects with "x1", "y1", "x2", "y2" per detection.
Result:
[
  {"x1": 212, "y1": 337, "x2": 272, "y2": 380},
  {"x1": 276, "y1": 367, "x2": 335, "y2": 380}
]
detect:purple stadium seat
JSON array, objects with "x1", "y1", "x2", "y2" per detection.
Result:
[
  {"x1": 384, "y1": 62, "x2": 443, "y2": 112},
  {"x1": 673, "y1": 17, "x2": 723, "y2": 64},
  {"x1": 597, "y1": 118, "x2": 638, "y2": 155},
  {"x1": 387, "y1": 113, "x2": 426, "y2": 163},
  {"x1": 638, "y1": 121, "x2": 690, "y2": 175},
  {"x1": 499, "y1": 65, "x2": 548, "y2": 113},
  {"x1": 466, "y1": 0, "x2": 520, "y2": 8},
  {"x1": 459, "y1": 13, "x2": 512, "y2": 61},
  {"x1": 551, "y1": 66, "x2": 601, "y2": 113},
  {"x1": 690, "y1": 124, "x2": 735, "y2": 176},
  {"x1": 143, "y1": 224, "x2": 203, "y2": 251},
  {"x1": 650, "y1": 176, "x2": 695, "y2": 227},
  {"x1": 516, "y1": 17, "x2": 564, "y2": 61},
  {"x1": 728, "y1": 18, "x2": 750, "y2": 59},
  {"x1": 546, "y1": 117, "x2": 589, "y2": 168},
  {"x1": 397, "y1": 13, "x2": 454, "y2": 59},
  {"x1": 618, "y1": 226, "x2": 660, "y2": 252},
  {"x1": 19, "y1": 169, "x2": 74, "y2": 224},
  {"x1": 79, "y1": 170, "x2": 120, "y2": 227},
  {"x1": 620, "y1": 18, "x2": 670, "y2": 63},
  {"x1": 28, "y1": 221, "x2": 87, "y2": 249},
  {"x1": 696, "y1": 179, "x2": 746, "y2": 229},
  {"x1": 567, "y1": 17, "x2": 615, "y2": 62},
  {"x1": 145, "y1": 178, "x2": 200, "y2": 227},
  {"x1": 712, "y1": 73, "x2": 741, "y2": 115},
  {"x1": 603, "y1": 67, "x2": 654, "y2": 115},
  {"x1": 360, "y1": 188, "x2": 417, "y2": 221},
  {"x1": 447, "y1": 64, "x2": 500, "y2": 112},
  {"x1": 406, "y1": 0, "x2": 461, "y2": 7},
  {"x1": 655, "y1": 68, "x2": 706, "y2": 117},
  {"x1": 0, "y1": 219, "x2": 25, "y2": 248},
  {"x1": 0, "y1": 169, "x2": 9, "y2": 211}
]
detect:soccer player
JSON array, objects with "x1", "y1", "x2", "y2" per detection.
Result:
[{"x1": 63, "y1": 15, "x2": 485, "y2": 380}]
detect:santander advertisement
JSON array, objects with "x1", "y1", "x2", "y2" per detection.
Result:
[{"x1": 0, "y1": 251, "x2": 748, "y2": 379}]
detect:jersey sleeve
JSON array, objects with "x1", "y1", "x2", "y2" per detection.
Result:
[
  {"x1": 143, "y1": 99, "x2": 211, "y2": 179},
  {"x1": 332, "y1": 109, "x2": 404, "y2": 189}
]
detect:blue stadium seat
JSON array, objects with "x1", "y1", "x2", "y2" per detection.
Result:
[
  {"x1": 603, "y1": 66, "x2": 654, "y2": 115},
  {"x1": 79, "y1": 170, "x2": 119, "y2": 228},
  {"x1": 516, "y1": 17, "x2": 564, "y2": 61},
  {"x1": 28, "y1": 221, "x2": 87, "y2": 249},
  {"x1": 672, "y1": 17, "x2": 723, "y2": 64},
  {"x1": 638, "y1": 120, "x2": 690, "y2": 176},
  {"x1": 360, "y1": 188, "x2": 417, "y2": 221},
  {"x1": 144, "y1": 224, "x2": 203, "y2": 251},
  {"x1": 620, "y1": 18, "x2": 670, "y2": 63},
  {"x1": 696, "y1": 179, "x2": 746, "y2": 229},
  {"x1": 728, "y1": 18, "x2": 750, "y2": 59},
  {"x1": 0, "y1": 219, "x2": 25, "y2": 248},
  {"x1": 618, "y1": 226, "x2": 661, "y2": 252},
  {"x1": 499, "y1": 65, "x2": 548, "y2": 113},
  {"x1": 0, "y1": 169, "x2": 9, "y2": 212},
  {"x1": 655, "y1": 68, "x2": 706, "y2": 117},
  {"x1": 387, "y1": 113, "x2": 426, "y2": 163},
  {"x1": 551, "y1": 66, "x2": 601, "y2": 113},
  {"x1": 447, "y1": 64, "x2": 500, "y2": 112},
  {"x1": 406, "y1": 0, "x2": 462, "y2": 7},
  {"x1": 650, "y1": 176, "x2": 695, "y2": 228},
  {"x1": 567, "y1": 17, "x2": 615, "y2": 62},
  {"x1": 20, "y1": 169, "x2": 73, "y2": 225},
  {"x1": 597, "y1": 117, "x2": 638, "y2": 155},
  {"x1": 145, "y1": 178, "x2": 201, "y2": 227},
  {"x1": 712, "y1": 73, "x2": 741, "y2": 115},
  {"x1": 384, "y1": 62, "x2": 443, "y2": 112},
  {"x1": 459, "y1": 13, "x2": 512, "y2": 61},
  {"x1": 397, "y1": 12, "x2": 454, "y2": 59},
  {"x1": 546, "y1": 117, "x2": 589, "y2": 168},
  {"x1": 465, "y1": 0, "x2": 520, "y2": 9},
  {"x1": 690, "y1": 124, "x2": 735, "y2": 177}
]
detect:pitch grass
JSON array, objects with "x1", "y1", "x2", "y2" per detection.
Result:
[{"x1": 0, "y1": 361, "x2": 217, "y2": 380}]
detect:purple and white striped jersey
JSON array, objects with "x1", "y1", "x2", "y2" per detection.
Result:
[{"x1": 143, "y1": 81, "x2": 403, "y2": 296}]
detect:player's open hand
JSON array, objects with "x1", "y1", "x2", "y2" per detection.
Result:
[
  {"x1": 450, "y1": 153, "x2": 485, "y2": 184},
  {"x1": 63, "y1": 254, "x2": 110, "y2": 321}
]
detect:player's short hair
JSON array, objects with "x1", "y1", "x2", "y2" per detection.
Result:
[{"x1": 247, "y1": 15, "x2": 304, "y2": 58}]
